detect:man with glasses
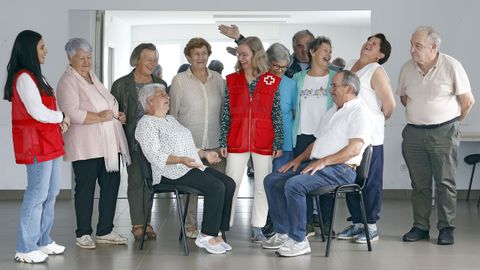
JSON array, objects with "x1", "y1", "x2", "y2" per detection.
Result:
[
  {"x1": 397, "y1": 26, "x2": 475, "y2": 245},
  {"x1": 262, "y1": 70, "x2": 372, "y2": 257}
]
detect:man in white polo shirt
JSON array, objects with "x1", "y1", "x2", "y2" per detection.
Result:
[
  {"x1": 397, "y1": 26, "x2": 475, "y2": 245},
  {"x1": 261, "y1": 70, "x2": 372, "y2": 257}
]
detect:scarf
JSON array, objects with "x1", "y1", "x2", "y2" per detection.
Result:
[{"x1": 66, "y1": 66, "x2": 131, "y2": 171}]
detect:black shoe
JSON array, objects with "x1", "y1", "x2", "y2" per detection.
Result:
[
  {"x1": 437, "y1": 227, "x2": 454, "y2": 245},
  {"x1": 402, "y1": 227, "x2": 430, "y2": 242},
  {"x1": 261, "y1": 217, "x2": 275, "y2": 239}
]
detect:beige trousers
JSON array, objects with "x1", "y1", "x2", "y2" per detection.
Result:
[{"x1": 226, "y1": 152, "x2": 272, "y2": 228}]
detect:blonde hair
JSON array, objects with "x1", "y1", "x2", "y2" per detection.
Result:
[{"x1": 235, "y1": 36, "x2": 269, "y2": 77}]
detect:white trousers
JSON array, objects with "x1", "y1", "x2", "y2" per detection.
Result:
[{"x1": 226, "y1": 152, "x2": 272, "y2": 227}]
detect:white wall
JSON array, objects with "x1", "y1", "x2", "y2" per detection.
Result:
[
  {"x1": 1, "y1": 0, "x2": 479, "y2": 191},
  {"x1": 104, "y1": 12, "x2": 132, "y2": 88}
]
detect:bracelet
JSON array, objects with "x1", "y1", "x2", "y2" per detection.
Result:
[{"x1": 61, "y1": 112, "x2": 65, "y2": 121}]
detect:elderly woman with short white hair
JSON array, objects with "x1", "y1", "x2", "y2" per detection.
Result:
[
  {"x1": 135, "y1": 83, "x2": 235, "y2": 254},
  {"x1": 57, "y1": 38, "x2": 131, "y2": 249}
]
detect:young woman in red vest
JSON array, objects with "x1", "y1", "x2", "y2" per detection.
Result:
[
  {"x1": 220, "y1": 36, "x2": 283, "y2": 242},
  {"x1": 4, "y1": 30, "x2": 70, "y2": 263}
]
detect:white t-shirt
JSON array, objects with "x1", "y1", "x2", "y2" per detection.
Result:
[
  {"x1": 298, "y1": 74, "x2": 329, "y2": 135},
  {"x1": 346, "y1": 60, "x2": 386, "y2": 146},
  {"x1": 310, "y1": 98, "x2": 372, "y2": 166}
]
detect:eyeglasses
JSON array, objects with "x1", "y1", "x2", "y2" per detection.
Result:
[
  {"x1": 271, "y1": 64, "x2": 289, "y2": 71},
  {"x1": 330, "y1": 83, "x2": 347, "y2": 89}
]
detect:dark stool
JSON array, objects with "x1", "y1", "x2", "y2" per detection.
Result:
[{"x1": 464, "y1": 154, "x2": 480, "y2": 206}]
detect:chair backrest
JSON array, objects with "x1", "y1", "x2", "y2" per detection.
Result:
[
  {"x1": 138, "y1": 145, "x2": 153, "y2": 187},
  {"x1": 355, "y1": 144, "x2": 373, "y2": 186}
]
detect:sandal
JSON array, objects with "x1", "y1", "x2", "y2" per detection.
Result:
[
  {"x1": 131, "y1": 225, "x2": 145, "y2": 241},
  {"x1": 146, "y1": 224, "x2": 157, "y2": 240}
]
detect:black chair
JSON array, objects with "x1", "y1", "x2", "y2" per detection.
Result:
[
  {"x1": 308, "y1": 144, "x2": 373, "y2": 257},
  {"x1": 137, "y1": 147, "x2": 203, "y2": 255},
  {"x1": 464, "y1": 154, "x2": 480, "y2": 207}
]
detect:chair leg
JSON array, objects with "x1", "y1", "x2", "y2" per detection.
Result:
[
  {"x1": 467, "y1": 164, "x2": 476, "y2": 201},
  {"x1": 179, "y1": 194, "x2": 191, "y2": 241},
  {"x1": 314, "y1": 196, "x2": 325, "y2": 242},
  {"x1": 358, "y1": 190, "x2": 372, "y2": 252},
  {"x1": 174, "y1": 190, "x2": 189, "y2": 256},
  {"x1": 325, "y1": 192, "x2": 337, "y2": 257},
  {"x1": 140, "y1": 191, "x2": 155, "y2": 250}
]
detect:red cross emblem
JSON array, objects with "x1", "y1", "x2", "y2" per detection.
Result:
[{"x1": 264, "y1": 75, "x2": 275, "y2": 85}]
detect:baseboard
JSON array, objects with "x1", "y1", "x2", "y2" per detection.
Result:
[
  {"x1": 0, "y1": 189, "x2": 72, "y2": 200},
  {"x1": 382, "y1": 189, "x2": 480, "y2": 200},
  {"x1": 0, "y1": 189, "x2": 478, "y2": 201}
]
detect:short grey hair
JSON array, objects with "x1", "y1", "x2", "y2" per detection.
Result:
[
  {"x1": 415, "y1": 26, "x2": 442, "y2": 48},
  {"x1": 152, "y1": 64, "x2": 162, "y2": 78},
  {"x1": 266, "y1": 43, "x2": 291, "y2": 64},
  {"x1": 130, "y1": 43, "x2": 158, "y2": 67},
  {"x1": 292, "y1": 30, "x2": 314, "y2": 46},
  {"x1": 208, "y1": 60, "x2": 224, "y2": 74},
  {"x1": 138, "y1": 83, "x2": 166, "y2": 111},
  {"x1": 65, "y1": 38, "x2": 92, "y2": 59},
  {"x1": 339, "y1": 70, "x2": 360, "y2": 96}
]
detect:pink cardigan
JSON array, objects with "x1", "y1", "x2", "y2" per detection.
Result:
[{"x1": 57, "y1": 66, "x2": 129, "y2": 164}]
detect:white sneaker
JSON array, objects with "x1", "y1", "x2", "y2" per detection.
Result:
[
  {"x1": 39, "y1": 241, "x2": 65, "y2": 255},
  {"x1": 76, "y1": 235, "x2": 96, "y2": 249},
  {"x1": 220, "y1": 241, "x2": 232, "y2": 251},
  {"x1": 14, "y1": 250, "x2": 48, "y2": 263},
  {"x1": 277, "y1": 238, "x2": 311, "y2": 257},
  {"x1": 262, "y1": 233, "x2": 289, "y2": 249},
  {"x1": 195, "y1": 233, "x2": 226, "y2": 254},
  {"x1": 96, "y1": 231, "x2": 128, "y2": 245}
]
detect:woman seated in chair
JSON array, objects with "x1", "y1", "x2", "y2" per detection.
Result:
[{"x1": 134, "y1": 83, "x2": 236, "y2": 254}]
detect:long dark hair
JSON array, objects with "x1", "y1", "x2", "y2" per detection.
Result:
[{"x1": 3, "y1": 30, "x2": 53, "y2": 102}]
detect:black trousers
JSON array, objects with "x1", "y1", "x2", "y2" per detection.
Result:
[
  {"x1": 72, "y1": 157, "x2": 120, "y2": 237},
  {"x1": 161, "y1": 168, "x2": 236, "y2": 237}
]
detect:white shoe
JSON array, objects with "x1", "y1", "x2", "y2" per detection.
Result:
[
  {"x1": 220, "y1": 241, "x2": 232, "y2": 251},
  {"x1": 262, "y1": 233, "x2": 289, "y2": 249},
  {"x1": 195, "y1": 233, "x2": 226, "y2": 254},
  {"x1": 277, "y1": 238, "x2": 311, "y2": 257},
  {"x1": 14, "y1": 250, "x2": 48, "y2": 263},
  {"x1": 96, "y1": 231, "x2": 128, "y2": 245},
  {"x1": 39, "y1": 241, "x2": 65, "y2": 255},
  {"x1": 76, "y1": 235, "x2": 96, "y2": 249}
]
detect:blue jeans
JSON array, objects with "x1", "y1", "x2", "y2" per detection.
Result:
[
  {"x1": 272, "y1": 151, "x2": 293, "y2": 172},
  {"x1": 16, "y1": 157, "x2": 61, "y2": 253},
  {"x1": 264, "y1": 162, "x2": 356, "y2": 242}
]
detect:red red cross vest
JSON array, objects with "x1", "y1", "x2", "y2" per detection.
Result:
[
  {"x1": 225, "y1": 71, "x2": 280, "y2": 155},
  {"x1": 11, "y1": 70, "x2": 64, "y2": 164}
]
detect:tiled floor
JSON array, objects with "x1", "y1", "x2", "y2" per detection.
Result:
[{"x1": 1, "y1": 177, "x2": 480, "y2": 269}]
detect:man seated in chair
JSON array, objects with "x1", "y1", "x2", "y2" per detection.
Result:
[{"x1": 262, "y1": 70, "x2": 372, "y2": 257}]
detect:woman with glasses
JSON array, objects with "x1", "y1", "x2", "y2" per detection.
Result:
[{"x1": 220, "y1": 36, "x2": 283, "y2": 242}]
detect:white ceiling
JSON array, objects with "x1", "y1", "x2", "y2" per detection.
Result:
[{"x1": 108, "y1": 10, "x2": 371, "y2": 26}]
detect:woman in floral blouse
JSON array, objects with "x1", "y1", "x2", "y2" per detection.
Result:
[{"x1": 135, "y1": 83, "x2": 235, "y2": 254}]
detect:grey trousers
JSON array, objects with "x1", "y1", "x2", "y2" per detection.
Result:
[
  {"x1": 401, "y1": 122, "x2": 459, "y2": 231},
  {"x1": 127, "y1": 151, "x2": 151, "y2": 226}
]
